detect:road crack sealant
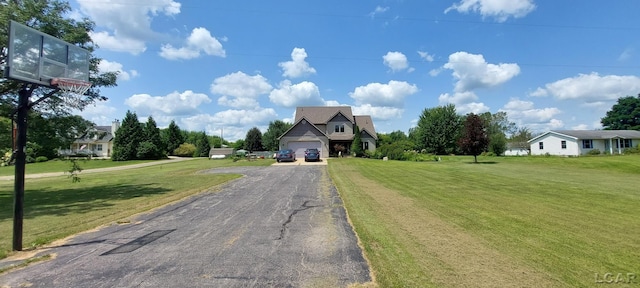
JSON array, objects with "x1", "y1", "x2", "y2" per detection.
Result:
[{"x1": 276, "y1": 200, "x2": 321, "y2": 240}]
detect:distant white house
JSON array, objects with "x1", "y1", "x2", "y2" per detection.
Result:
[
  {"x1": 60, "y1": 120, "x2": 120, "y2": 158},
  {"x1": 528, "y1": 130, "x2": 640, "y2": 156}
]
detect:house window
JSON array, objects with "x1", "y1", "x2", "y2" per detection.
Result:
[
  {"x1": 363, "y1": 141, "x2": 369, "y2": 150},
  {"x1": 582, "y1": 139, "x2": 593, "y2": 149},
  {"x1": 97, "y1": 144, "x2": 103, "y2": 151},
  {"x1": 618, "y1": 139, "x2": 632, "y2": 148},
  {"x1": 539, "y1": 142, "x2": 544, "y2": 150},
  {"x1": 334, "y1": 124, "x2": 344, "y2": 133},
  {"x1": 561, "y1": 141, "x2": 566, "y2": 149}
]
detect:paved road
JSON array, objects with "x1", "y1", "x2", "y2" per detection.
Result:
[
  {"x1": 0, "y1": 165, "x2": 370, "y2": 287},
  {"x1": 0, "y1": 157, "x2": 196, "y2": 181}
]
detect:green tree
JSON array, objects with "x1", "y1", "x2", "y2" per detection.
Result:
[
  {"x1": 601, "y1": 94, "x2": 640, "y2": 130},
  {"x1": 489, "y1": 133, "x2": 507, "y2": 156},
  {"x1": 137, "y1": 116, "x2": 163, "y2": 159},
  {"x1": 112, "y1": 111, "x2": 143, "y2": 161},
  {"x1": 30, "y1": 114, "x2": 94, "y2": 159},
  {"x1": 232, "y1": 139, "x2": 245, "y2": 150},
  {"x1": 244, "y1": 127, "x2": 263, "y2": 152},
  {"x1": 194, "y1": 131, "x2": 211, "y2": 157},
  {"x1": 415, "y1": 104, "x2": 463, "y2": 155},
  {"x1": 163, "y1": 120, "x2": 184, "y2": 155},
  {"x1": 0, "y1": 0, "x2": 117, "y2": 115},
  {"x1": 262, "y1": 120, "x2": 292, "y2": 151},
  {"x1": 352, "y1": 125, "x2": 364, "y2": 157},
  {"x1": 0, "y1": 117, "x2": 12, "y2": 150},
  {"x1": 509, "y1": 127, "x2": 533, "y2": 153},
  {"x1": 458, "y1": 113, "x2": 489, "y2": 163},
  {"x1": 208, "y1": 135, "x2": 224, "y2": 148},
  {"x1": 479, "y1": 111, "x2": 514, "y2": 155},
  {"x1": 378, "y1": 140, "x2": 415, "y2": 160},
  {"x1": 173, "y1": 143, "x2": 196, "y2": 157}
]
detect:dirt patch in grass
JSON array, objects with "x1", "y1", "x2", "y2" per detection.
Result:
[{"x1": 347, "y1": 171, "x2": 559, "y2": 288}]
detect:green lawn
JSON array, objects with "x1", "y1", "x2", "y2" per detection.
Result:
[
  {"x1": 329, "y1": 155, "x2": 640, "y2": 287},
  {"x1": 0, "y1": 158, "x2": 273, "y2": 259},
  {"x1": 0, "y1": 158, "x2": 155, "y2": 176}
]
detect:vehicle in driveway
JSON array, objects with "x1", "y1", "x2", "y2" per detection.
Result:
[
  {"x1": 304, "y1": 148, "x2": 320, "y2": 162},
  {"x1": 276, "y1": 149, "x2": 296, "y2": 162}
]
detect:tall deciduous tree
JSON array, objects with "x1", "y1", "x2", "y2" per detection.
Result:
[
  {"x1": 415, "y1": 104, "x2": 463, "y2": 155},
  {"x1": 244, "y1": 127, "x2": 263, "y2": 152},
  {"x1": 262, "y1": 120, "x2": 292, "y2": 151},
  {"x1": 509, "y1": 127, "x2": 533, "y2": 152},
  {"x1": 458, "y1": 113, "x2": 489, "y2": 163},
  {"x1": 601, "y1": 94, "x2": 640, "y2": 130},
  {"x1": 29, "y1": 113, "x2": 94, "y2": 159},
  {"x1": 0, "y1": 0, "x2": 117, "y2": 115},
  {"x1": 163, "y1": 120, "x2": 184, "y2": 155},
  {"x1": 479, "y1": 111, "x2": 515, "y2": 155},
  {"x1": 112, "y1": 111, "x2": 143, "y2": 161}
]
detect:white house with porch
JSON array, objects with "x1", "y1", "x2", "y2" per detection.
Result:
[
  {"x1": 61, "y1": 120, "x2": 120, "y2": 158},
  {"x1": 528, "y1": 130, "x2": 640, "y2": 156}
]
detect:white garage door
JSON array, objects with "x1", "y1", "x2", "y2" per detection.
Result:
[{"x1": 287, "y1": 141, "x2": 322, "y2": 159}]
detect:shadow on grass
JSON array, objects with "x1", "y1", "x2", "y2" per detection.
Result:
[
  {"x1": 0, "y1": 183, "x2": 171, "y2": 221},
  {"x1": 465, "y1": 161, "x2": 499, "y2": 164}
]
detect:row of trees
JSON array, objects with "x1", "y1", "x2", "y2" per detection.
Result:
[
  {"x1": 112, "y1": 111, "x2": 224, "y2": 161},
  {"x1": 375, "y1": 104, "x2": 532, "y2": 161}
]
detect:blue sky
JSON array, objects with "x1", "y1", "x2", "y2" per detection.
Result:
[{"x1": 70, "y1": 0, "x2": 640, "y2": 141}]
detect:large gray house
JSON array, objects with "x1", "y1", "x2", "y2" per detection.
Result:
[{"x1": 278, "y1": 106, "x2": 377, "y2": 158}]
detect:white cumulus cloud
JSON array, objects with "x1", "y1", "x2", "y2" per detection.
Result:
[
  {"x1": 125, "y1": 90, "x2": 211, "y2": 116},
  {"x1": 352, "y1": 104, "x2": 403, "y2": 121},
  {"x1": 160, "y1": 27, "x2": 226, "y2": 60},
  {"x1": 349, "y1": 80, "x2": 418, "y2": 108},
  {"x1": 210, "y1": 71, "x2": 272, "y2": 109},
  {"x1": 445, "y1": 0, "x2": 536, "y2": 22},
  {"x1": 500, "y1": 98, "x2": 563, "y2": 131},
  {"x1": 98, "y1": 60, "x2": 138, "y2": 81},
  {"x1": 269, "y1": 80, "x2": 324, "y2": 108},
  {"x1": 443, "y1": 51, "x2": 520, "y2": 92},
  {"x1": 278, "y1": 48, "x2": 317, "y2": 78},
  {"x1": 531, "y1": 73, "x2": 640, "y2": 103},
  {"x1": 383, "y1": 51, "x2": 411, "y2": 72},
  {"x1": 438, "y1": 92, "x2": 489, "y2": 114},
  {"x1": 77, "y1": 0, "x2": 181, "y2": 54}
]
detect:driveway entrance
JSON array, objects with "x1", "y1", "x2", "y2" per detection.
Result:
[{"x1": 0, "y1": 165, "x2": 370, "y2": 287}]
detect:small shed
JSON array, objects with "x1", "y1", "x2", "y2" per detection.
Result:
[{"x1": 209, "y1": 148, "x2": 235, "y2": 159}]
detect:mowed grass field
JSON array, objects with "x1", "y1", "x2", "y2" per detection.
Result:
[
  {"x1": 329, "y1": 156, "x2": 640, "y2": 287},
  {"x1": 0, "y1": 158, "x2": 272, "y2": 259}
]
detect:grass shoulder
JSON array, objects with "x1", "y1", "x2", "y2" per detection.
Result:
[{"x1": 329, "y1": 155, "x2": 640, "y2": 287}]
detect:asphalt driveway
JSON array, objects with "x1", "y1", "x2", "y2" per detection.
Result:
[{"x1": 0, "y1": 165, "x2": 371, "y2": 287}]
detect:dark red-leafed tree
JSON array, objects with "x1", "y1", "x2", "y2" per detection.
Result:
[{"x1": 458, "y1": 113, "x2": 489, "y2": 163}]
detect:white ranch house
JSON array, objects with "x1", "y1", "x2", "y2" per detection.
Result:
[{"x1": 528, "y1": 130, "x2": 640, "y2": 156}]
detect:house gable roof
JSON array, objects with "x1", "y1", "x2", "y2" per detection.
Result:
[
  {"x1": 278, "y1": 116, "x2": 327, "y2": 139},
  {"x1": 529, "y1": 130, "x2": 640, "y2": 143},
  {"x1": 295, "y1": 106, "x2": 354, "y2": 124},
  {"x1": 75, "y1": 126, "x2": 114, "y2": 143},
  {"x1": 354, "y1": 115, "x2": 377, "y2": 140}
]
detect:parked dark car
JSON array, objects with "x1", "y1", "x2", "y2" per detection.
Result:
[
  {"x1": 304, "y1": 148, "x2": 320, "y2": 162},
  {"x1": 276, "y1": 149, "x2": 296, "y2": 162}
]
